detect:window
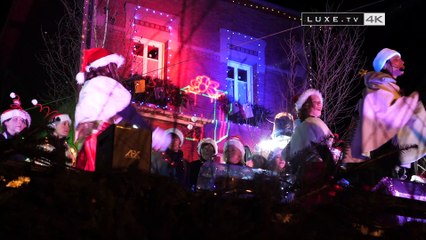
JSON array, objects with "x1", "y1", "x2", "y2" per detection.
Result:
[
  {"x1": 226, "y1": 60, "x2": 252, "y2": 104},
  {"x1": 132, "y1": 37, "x2": 165, "y2": 79}
]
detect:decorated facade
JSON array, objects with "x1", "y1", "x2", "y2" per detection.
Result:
[{"x1": 82, "y1": 0, "x2": 305, "y2": 161}]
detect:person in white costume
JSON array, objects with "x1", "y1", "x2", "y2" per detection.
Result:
[
  {"x1": 281, "y1": 88, "x2": 335, "y2": 197},
  {"x1": 74, "y1": 48, "x2": 171, "y2": 171},
  {"x1": 282, "y1": 89, "x2": 333, "y2": 161},
  {"x1": 349, "y1": 48, "x2": 426, "y2": 182}
]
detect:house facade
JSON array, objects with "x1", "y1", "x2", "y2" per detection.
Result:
[{"x1": 84, "y1": 0, "x2": 306, "y2": 161}]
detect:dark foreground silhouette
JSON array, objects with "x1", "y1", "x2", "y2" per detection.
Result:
[{"x1": 0, "y1": 159, "x2": 426, "y2": 239}]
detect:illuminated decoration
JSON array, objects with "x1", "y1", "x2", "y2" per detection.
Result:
[
  {"x1": 134, "y1": 79, "x2": 146, "y2": 93},
  {"x1": 124, "y1": 75, "x2": 188, "y2": 110},
  {"x1": 6, "y1": 176, "x2": 31, "y2": 188},
  {"x1": 213, "y1": 98, "x2": 231, "y2": 144},
  {"x1": 229, "y1": 0, "x2": 299, "y2": 21},
  {"x1": 80, "y1": 0, "x2": 90, "y2": 62},
  {"x1": 254, "y1": 134, "x2": 291, "y2": 162},
  {"x1": 182, "y1": 75, "x2": 224, "y2": 104},
  {"x1": 222, "y1": 29, "x2": 266, "y2": 105},
  {"x1": 31, "y1": 99, "x2": 59, "y2": 119},
  {"x1": 128, "y1": 4, "x2": 176, "y2": 80},
  {"x1": 256, "y1": 136, "x2": 291, "y2": 156}
]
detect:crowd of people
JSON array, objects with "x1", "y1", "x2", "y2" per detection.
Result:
[{"x1": 1, "y1": 47, "x2": 426, "y2": 203}]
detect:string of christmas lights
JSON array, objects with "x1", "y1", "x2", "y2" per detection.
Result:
[
  {"x1": 229, "y1": 0, "x2": 299, "y2": 21},
  {"x1": 129, "y1": 4, "x2": 176, "y2": 80},
  {"x1": 224, "y1": 29, "x2": 265, "y2": 105}
]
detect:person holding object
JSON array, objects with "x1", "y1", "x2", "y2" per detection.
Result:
[
  {"x1": 151, "y1": 128, "x2": 188, "y2": 187},
  {"x1": 188, "y1": 138, "x2": 218, "y2": 191},
  {"x1": 74, "y1": 48, "x2": 171, "y2": 171},
  {"x1": 34, "y1": 112, "x2": 77, "y2": 168}
]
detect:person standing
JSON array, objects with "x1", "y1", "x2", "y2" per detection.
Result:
[
  {"x1": 223, "y1": 137, "x2": 246, "y2": 166},
  {"x1": 282, "y1": 89, "x2": 333, "y2": 160},
  {"x1": 281, "y1": 89, "x2": 335, "y2": 197},
  {"x1": 349, "y1": 48, "x2": 425, "y2": 182},
  {"x1": 188, "y1": 138, "x2": 218, "y2": 191},
  {"x1": 35, "y1": 113, "x2": 76, "y2": 168},
  {"x1": 151, "y1": 128, "x2": 188, "y2": 187},
  {"x1": 73, "y1": 48, "x2": 171, "y2": 171}
]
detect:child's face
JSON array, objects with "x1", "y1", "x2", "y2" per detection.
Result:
[
  {"x1": 4, "y1": 116, "x2": 27, "y2": 136},
  {"x1": 200, "y1": 144, "x2": 215, "y2": 161}
]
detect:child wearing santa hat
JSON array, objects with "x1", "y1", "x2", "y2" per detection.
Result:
[
  {"x1": 151, "y1": 128, "x2": 187, "y2": 187},
  {"x1": 34, "y1": 113, "x2": 76, "y2": 168},
  {"x1": 223, "y1": 137, "x2": 246, "y2": 165},
  {"x1": 0, "y1": 92, "x2": 32, "y2": 161},
  {"x1": 188, "y1": 137, "x2": 219, "y2": 191},
  {"x1": 0, "y1": 92, "x2": 31, "y2": 140}
]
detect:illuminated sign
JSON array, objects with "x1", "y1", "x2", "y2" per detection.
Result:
[{"x1": 182, "y1": 75, "x2": 224, "y2": 101}]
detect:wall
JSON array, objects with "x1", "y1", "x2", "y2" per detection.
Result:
[{"x1": 89, "y1": 0, "x2": 304, "y2": 160}]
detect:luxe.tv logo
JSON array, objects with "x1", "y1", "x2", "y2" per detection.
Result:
[{"x1": 301, "y1": 12, "x2": 385, "y2": 26}]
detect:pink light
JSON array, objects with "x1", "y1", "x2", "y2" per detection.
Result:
[{"x1": 186, "y1": 75, "x2": 222, "y2": 101}]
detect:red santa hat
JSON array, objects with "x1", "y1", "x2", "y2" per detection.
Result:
[
  {"x1": 295, "y1": 88, "x2": 323, "y2": 112},
  {"x1": 165, "y1": 128, "x2": 184, "y2": 146},
  {"x1": 224, "y1": 137, "x2": 245, "y2": 158},
  {"x1": 373, "y1": 48, "x2": 401, "y2": 72},
  {"x1": 75, "y1": 48, "x2": 125, "y2": 84},
  {"x1": 197, "y1": 138, "x2": 218, "y2": 155},
  {"x1": 48, "y1": 113, "x2": 72, "y2": 128},
  {"x1": 1, "y1": 92, "x2": 31, "y2": 126}
]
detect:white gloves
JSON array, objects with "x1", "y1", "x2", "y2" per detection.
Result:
[{"x1": 152, "y1": 127, "x2": 171, "y2": 151}]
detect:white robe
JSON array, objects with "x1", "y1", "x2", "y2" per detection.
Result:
[
  {"x1": 349, "y1": 71, "x2": 425, "y2": 165},
  {"x1": 282, "y1": 117, "x2": 332, "y2": 161},
  {"x1": 74, "y1": 76, "x2": 131, "y2": 128}
]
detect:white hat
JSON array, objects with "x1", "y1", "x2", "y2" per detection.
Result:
[
  {"x1": 373, "y1": 48, "x2": 401, "y2": 72},
  {"x1": 224, "y1": 138, "x2": 245, "y2": 158},
  {"x1": 197, "y1": 138, "x2": 218, "y2": 155},
  {"x1": 165, "y1": 128, "x2": 184, "y2": 146},
  {"x1": 1, "y1": 92, "x2": 31, "y2": 126},
  {"x1": 48, "y1": 113, "x2": 72, "y2": 128},
  {"x1": 75, "y1": 48, "x2": 125, "y2": 84},
  {"x1": 295, "y1": 89, "x2": 323, "y2": 112}
]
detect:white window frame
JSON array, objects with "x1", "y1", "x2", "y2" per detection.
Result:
[
  {"x1": 226, "y1": 60, "x2": 253, "y2": 104},
  {"x1": 132, "y1": 37, "x2": 165, "y2": 79}
]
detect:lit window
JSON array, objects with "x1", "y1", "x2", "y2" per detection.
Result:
[
  {"x1": 148, "y1": 46, "x2": 159, "y2": 59},
  {"x1": 226, "y1": 60, "x2": 252, "y2": 104},
  {"x1": 237, "y1": 69, "x2": 247, "y2": 82},
  {"x1": 227, "y1": 66, "x2": 234, "y2": 79},
  {"x1": 133, "y1": 43, "x2": 144, "y2": 56},
  {"x1": 132, "y1": 37, "x2": 164, "y2": 79}
]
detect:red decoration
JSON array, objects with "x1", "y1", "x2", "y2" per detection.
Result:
[
  {"x1": 186, "y1": 75, "x2": 222, "y2": 101},
  {"x1": 32, "y1": 99, "x2": 59, "y2": 119}
]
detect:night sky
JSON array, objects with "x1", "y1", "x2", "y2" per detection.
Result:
[
  {"x1": 0, "y1": 0, "x2": 66, "y2": 111},
  {"x1": 1, "y1": 0, "x2": 425, "y2": 109},
  {"x1": 266, "y1": 0, "x2": 426, "y2": 98}
]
